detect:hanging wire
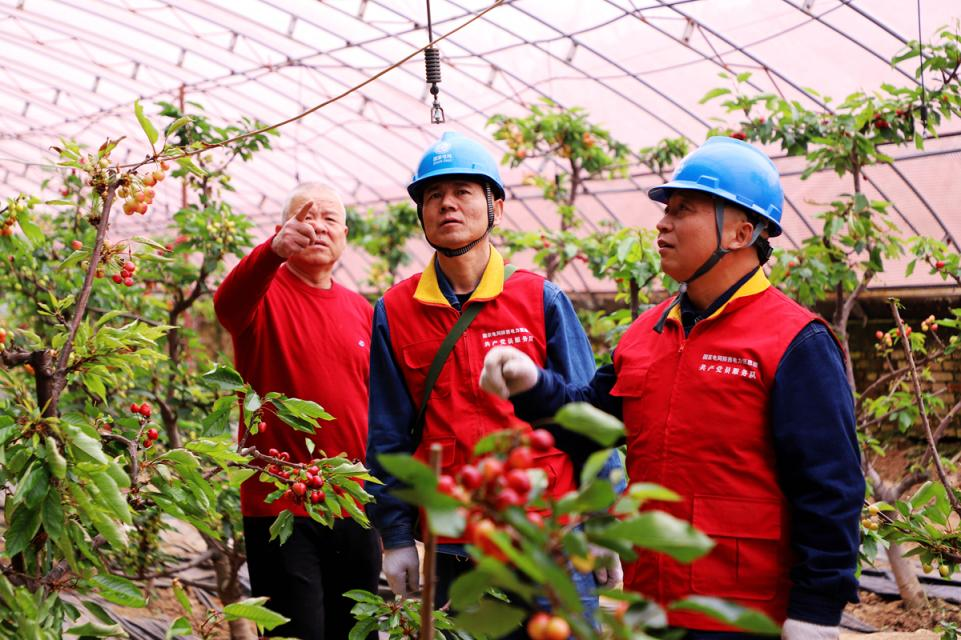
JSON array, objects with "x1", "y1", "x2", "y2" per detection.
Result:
[
  {"x1": 425, "y1": 0, "x2": 445, "y2": 124},
  {"x1": 917, "y1": 0, "x2": 928, "y2": 131}
]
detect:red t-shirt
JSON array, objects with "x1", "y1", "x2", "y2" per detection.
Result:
[{"x1": 214, "y1": 239, "x2": 373, "y2": 516}]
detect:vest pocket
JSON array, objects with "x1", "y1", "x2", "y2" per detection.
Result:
[
  {"x1": 402, "y1": 339, "x2": 451, "y2": 397},
  {"x1": 690, "y1": 495, "x2": 783, "y2": 601},
  {"x1": 609, "y1": 365, "x2": 650, "y2": 398},
  {"x1": 420, "y1": 436, "x2": 459, "y2": 470}
]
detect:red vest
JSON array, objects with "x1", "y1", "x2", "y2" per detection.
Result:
[
  {"x1": 382, "y1": 251, "x2": 577, "y2": 542},
  {"x1": 612, "y1": 271, "x2": 822, "y2": 630}
]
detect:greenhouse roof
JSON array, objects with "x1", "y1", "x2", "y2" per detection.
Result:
[{"x1": 0, "y1": 0, "x2": 959, "y2": 292}]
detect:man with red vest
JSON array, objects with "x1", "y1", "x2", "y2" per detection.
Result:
[
  {"x1": 480, "y1": 137, "x2": 863, "y2": 640},
  {"x1": 214, "y1": 183, "x2": 380, "y2": 640},
  {"x1": 366, "y1": 132, "x2": 623, "y2": 630}
]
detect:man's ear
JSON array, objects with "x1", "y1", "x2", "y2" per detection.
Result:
[
  {"x1": 492, "y1": 199, "x2": 505, "y2": 227},
  {"x1": 727, "y1": 217, "x2": 758, "y2": 251}
]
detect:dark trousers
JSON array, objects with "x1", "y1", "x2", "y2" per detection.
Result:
[{"x1": 244, "y1": 516, "x2": 381, "y2": 640}]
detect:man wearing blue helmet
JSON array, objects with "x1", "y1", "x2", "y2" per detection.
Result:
[
  {"x1": 366, "y1": 131, "x2": 624, "y2": 632},
  {"x1": 481, "y1": 137, "x2": 863, "y2": 639}
]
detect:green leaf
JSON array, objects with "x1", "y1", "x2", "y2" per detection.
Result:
[
  {"x1": 165, "y1": 616, "x2": 193, "y2": 639},
  {"x1": 627, "y1": 482, "x2": 681, "y2": 503},
  {"x1": 272, "y1": 396, "x2": 333, "y2": 433},
  {"x1": 65, "y1": 621, "x2": 128, "y2": 637},
  {"x1": 65, "y1": 426, "x2": 108, "y2": 464},
  {"x1": 670, "y1": 596, "x2": 780, "y2": 635},
  {"x1": 376, "y1": 454, "x2": 437, "y2": 487},
  {"x1": 699, "y1": 87, "x2": 731, "y2": 104},
  {"x1": 16, "y1": 210, "x2": 44, "y2": 246},
  {"x1": 202, "y1": 364, "x2": 246, "y2": 392},
  {"x1": 554, "y1": 402, "x2": 624, "y2": 446},
  {"x1": 164, "y1": 116, "x2": 193, "y2": 138},
  {"x1": 172, "y1": 580, "x2": 192, "y2": 615},
  {"x1": 223, "y1": 597, "x2": 290, "y2": 630},
  {"x1": 454, "y1": 598, "x2": 527, "y2": 636},
  {"x1": 269, "y1": 510, "x2": 294, "y2": 545},
  {"x1": 134, "y1": 100, "x2": 159, "y2": 145},
  {"x1": 244, "y1": 389, "x2": 262, "y2": 413},
  {"x1": 91, "y1": 472, "x2": 132, "y2": 525},
  {"x1": 19, "y1": 463, "x2": 50, "y2": 508},
  {"x1": 596, "y1": 511, "x2": 714, "y2": 563},
  {"x1": 348, "y1": 616, "x2": 380, "y2": 640},
  {"x1": 131, "y1": 235, "x2": 170, "y2": 252},
  {"x1": 90, "y1": 574, "x2": 147, "y2": 608},
  {"x1": 5, "y1": 503, "x2": 43, "y2": 556},
  {"x1": 41, "y1": 490, "x2": 65, "y2": 542},
  {"x1": 44, "y1": 438, "x2": 67, "y2": 480}
]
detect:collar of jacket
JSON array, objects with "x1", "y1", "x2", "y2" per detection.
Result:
[
  {"x1": 667, "y1": 267, "x2": 771, "y2": 325},
  {"x1": 414, "y1": 245, "x2": 506, "y2": 308}
]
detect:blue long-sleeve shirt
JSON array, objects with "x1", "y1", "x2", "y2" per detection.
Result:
[
  {"x1": 512, "y1": 271, "x2": 863, "y2": 627},
  {"x1": 366, "y1": 263, "x2": 621, "y2": 551}
]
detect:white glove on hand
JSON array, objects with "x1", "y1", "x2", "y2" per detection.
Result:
[
  {"x1": 479, "y1": 346, "x2": 539, "y2": 399},
  {"x1": 383, "y1": 546, "x2": 420, "y2": 597},
  {"x1": 590, "y1": 545, "x2": 623, "y2": 589},
  {"x1": 781, "y1": 619, "x2": 839, "y2": 640}
]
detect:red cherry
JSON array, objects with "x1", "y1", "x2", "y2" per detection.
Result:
[
  {"x1": 282, "y1": 489, "x2": 293, "y2": 501},
  {"x1": 506, "y1": 469, "x2": 531, "y2": 495},
  {"x1": 529, "y1": 429, "x2": 554, "y2": 452},
  {"x1": 123, "y1": 261, "x2": 136, "y2": 274},
  {"x1": 70, "y1": 240, "x2": 83, "y2": 250},
  {"x1": 437, "y1": 474, "x2": 456, "y2": 496},
  {"x1": 527, "y1": 511, "x2": 545, "y2": 528},
  {"x1": 152, "y1": 170, "x2": 165, "y2": 182},
  {"x1": 112, "y1": 274, "x2": 123, "y2": 284},
  {"x1": 146, "y1": 428, "x2": 159, "y2": 440},
  {"x1": 459, "y1": 465, "x2": 483, "y2": 490},
  {"x1": 527, "y1": 612, "x2": 551, "y2": 640},
  {"x1": 268, "y1": 448, "x2": 279, "y2": 457},
  {"x1": 469, "y1": 518, "x2": 497, "y2": 547},
  {"x1": 279, "y1": 471, "x2": 290, "y2": 480},
  {"x1": 143, "y1": 439, "x2": 153, "y2": 449},
  {"x1": 731, "y1": 131, "x2": 747, "y2": 140},
  {"x1": 138, "y1": 403, "x2": 151, "y2": 417},
  {"x1": 544, "y1": 616, "x2": 571, "y2": 640},
  {"x1": 479, "y1": 457, "x2": 505, "y2": 484},
  {"x1": 123, "y1": 277, "x2": 134, "y2": 287},
  {"x1": 307, "y1": 465, "x2": 320, "y2": 476},
  {"x1": 507, "y1": 446, "x2": 533, "y2": 470},
  {"x1": 495, "y1": 487, "x2": 523, "y2": 510},
  {"x1": 292, "y1": 482, "x2": 307, "y2": 497},
  {"x1": 310, "y1": 490, "x2": 325, "y2": 503},
  {"x1": 875, "y1": 331, "x2": 884, "y2": 340},
  {"x1": 309, "y1": 475, "x2": 324, "y2": 488},
  {"x1": 130, "y1": 403, "x2": 140, "y2": 413},
  {"x1": 936, "y1": 260, "x2": 946, "y2": 269}
]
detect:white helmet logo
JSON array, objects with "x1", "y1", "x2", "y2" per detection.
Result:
[{"x1": 433, "y1": 141, "x2": 452, "y2": 154}]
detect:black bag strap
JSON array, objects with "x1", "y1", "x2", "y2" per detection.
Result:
[{"x1": 410, "y1": 264, "x2": 518, "y2": 448}]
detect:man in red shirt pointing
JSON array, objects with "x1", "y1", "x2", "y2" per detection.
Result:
[{"x1": 214, "y1": 183, "x2": 380, "y2": 640}]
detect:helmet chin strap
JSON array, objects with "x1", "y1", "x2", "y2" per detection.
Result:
[
  {"x1": 654, "y1": 197, "x2": 768, "y2": 333},
  {"x1": 420, "y1": 182, "x2": 496, "y2": 258}
]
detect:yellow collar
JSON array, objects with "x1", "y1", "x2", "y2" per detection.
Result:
[
  {"x1": 413, "y1": 246, "x2": 506, "y2": 307},
  {"x1": 667, "y1": 269, "x2": 771, "y2": 323}
]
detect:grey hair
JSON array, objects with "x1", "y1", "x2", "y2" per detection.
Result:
[{"x1": 280, "y1": 182, "x2": 344, "y2": 223}]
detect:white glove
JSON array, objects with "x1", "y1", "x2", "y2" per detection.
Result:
[
  {"x1": 479, "y1": 346, "x2": 539, "y2": 399},
  {"x1": 781, "y1": 619, "x2": 839, "y2": 640},
  {"x1": 591, "y1": 545, "x2": 623, "y2": 589},
  {"x1": 383, "y1": 546, "x2": 420, "y2": 597}
]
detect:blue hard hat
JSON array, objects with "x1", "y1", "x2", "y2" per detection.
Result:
[
  {"x1": 408, "y1": 131, "x2": 506, "y2": 204},
  {"x1": 647, "y1": 136, "x2": 783, "y2": 236}
]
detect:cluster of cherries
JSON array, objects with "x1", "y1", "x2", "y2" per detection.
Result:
[
  {"x1": 129, "y1": 402, "x2": 157, "y2": 448},
  {"x1": 0, "y1": 212, "x2": 15, "y2": 237},
  {"x1": 120, "y1": 162, "x2": 167, "y2": 216},
  {"x1": 109, "y1": 260, "x2": 137, "y2": 287},
  {"x1": 436, "y1": 429, "x2": 575, "y2": 639},
  {"x1": 266, "y1": 449, "x2": 344, "y2": 507},
  {"x1": 0, "y1": 327, "x2": 7, "y2": 347}
]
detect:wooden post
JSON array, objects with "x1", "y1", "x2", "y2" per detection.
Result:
[{"x1": 420, "y1": 443, "x2": 442, "y2": 640}]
